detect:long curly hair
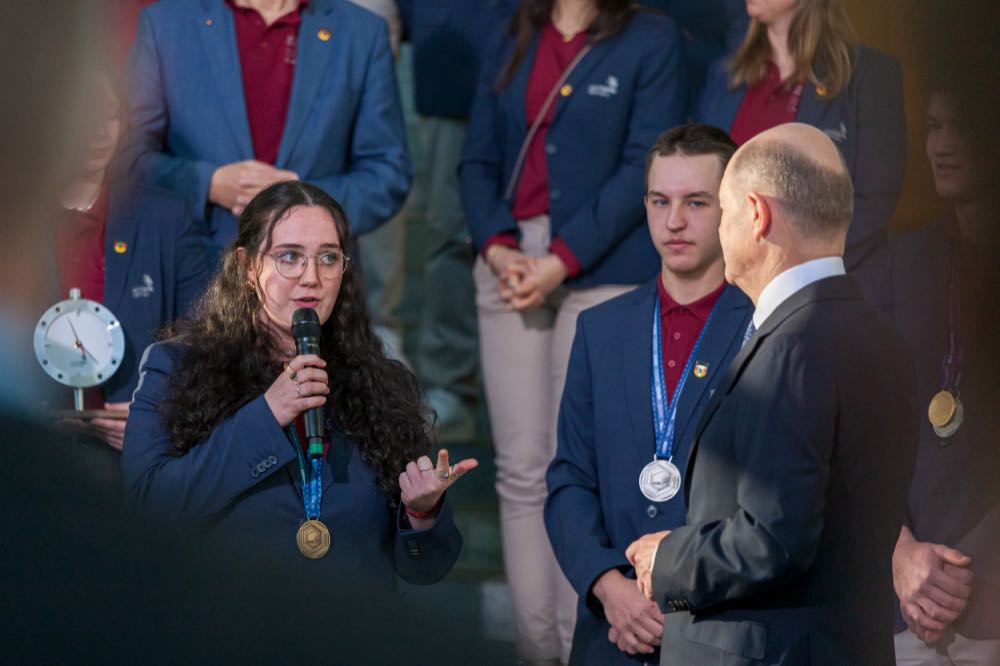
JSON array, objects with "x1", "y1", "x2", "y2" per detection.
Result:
[{"x1": 160, "y1": 181, "x2": 432, "y2": 505}]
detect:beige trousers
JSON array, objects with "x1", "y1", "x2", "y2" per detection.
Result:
[
  {"x1": 895, "y1": 629, "x2": 1000, "y2": 665},
  {"x1": 475, "y1": 216, "x2": 635, "y2": 663}
]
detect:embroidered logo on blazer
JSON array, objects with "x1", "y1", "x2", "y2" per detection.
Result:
[
  {"x1": 587, "y1": 76, "x2": 619, "y2": 98},
  {"x1": 131, "y1": 274, "x2": 154, "y2": 299},
  {"x1": 823, "y1": 122, "x2": 848, "y2": 143}
]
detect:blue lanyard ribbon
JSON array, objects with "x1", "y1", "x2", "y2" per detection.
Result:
[
  {"x1": 287, "y1": 424, "x2": 323, "y2": 520},
  {"x1": 651, "y1": 297, "x2": 716, "y2": 461},
  {"x1": 941, "y1": 239, "x2": 964, "y2": 392}
]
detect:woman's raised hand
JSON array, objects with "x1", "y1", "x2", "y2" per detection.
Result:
[
  {"x1": 264, "y1": 354, "x2": 329, "y2": 427},
  {"x1": 399, "y1": 449, "x2": 479, "y2": 522}
]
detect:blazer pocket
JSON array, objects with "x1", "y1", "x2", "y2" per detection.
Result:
[{"x1": 681, "y1": 617, "x2": 767, "y2": 661}]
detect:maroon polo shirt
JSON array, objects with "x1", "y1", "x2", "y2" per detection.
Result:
[
  {"x1": 657, "y1": 277, "x2": 725, "y2": 401},
  {"x1": 55, "y1": 186, "x2": 108, "y2": 304},
  {"x1": 227, "y1": 0, "x2": 306, "y2": 165},
  {"x1": 730, "y1": 61, "x2": 804, "y2": 146}
]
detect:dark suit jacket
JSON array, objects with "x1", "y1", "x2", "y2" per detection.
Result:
[
  {"x1": 396, "y1": 0, "x2": 519, "y2": 119},
  {"x1": 546, "y1": 280, "x2": 752, "y2": 665},
  {"x1": 122, "y1": 341, "x2": 462, "y2": 589},
  {"x1": 123, "y1": 0, "x2": 411, "y2": 250},
  {"x1": 890, "y1": 220, "x2": 1000, "y2": 638},
  {"x1": 651, "y1": 275, "x2": 917, "y2": 665},
  {"x1": 102, "y1": 183, "x2": 210, "y2": 403},
  {"x1": 460, "y1": 11, "x2": 687, "y2": 288},
  {"x1": 696, "y1": 46, "x2": 906, "y2": 311}
]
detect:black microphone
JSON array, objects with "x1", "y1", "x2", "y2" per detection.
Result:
[{"x1": 291, "y1": 308, "x2": 324, "y2": 458}]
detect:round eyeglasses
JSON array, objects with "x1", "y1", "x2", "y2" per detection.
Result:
[{"x1": 268, "y1": 249, "x2": 351, "y2": 280}]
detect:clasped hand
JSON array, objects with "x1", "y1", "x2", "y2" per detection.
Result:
[
  {"x1": 594, "y1": 569, "x2": 665, "y2": 655},
  {"x1": 487, "y1": 246, "x2": 568, "y2": 311}
]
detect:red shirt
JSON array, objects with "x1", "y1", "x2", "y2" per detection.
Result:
[
  {"x1": 657, "y1": 278, "x2": 726, "y2": 401},
  {"x1": 729, "y1": 62, "x2": 804, "y2": 146},
  {"x1": 55, "y1": 187, "x2": 109, "y2": 304},
  {"x1": 512, "y1": 22, "x2": 587, "y2": 221},
  {"x1": 227, "y1": 0, "x2": 306, "y2": 165}
]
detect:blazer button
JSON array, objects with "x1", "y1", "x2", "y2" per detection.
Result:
[
  {"x1": 256, "y1": 461, "x2": 266, "y2": 473},
  {"x1": 250, "y1": 468, "x2": 259, "y2": 479},
  {"x1": 268, "y1": 455, "x2": 277, "y2": 465},
  {"x1": 545, "y1": 143, "x2": 557, "y2": 155},
  {"x1": 646, "y1": 504, "x2": 658, "y2": 518}
]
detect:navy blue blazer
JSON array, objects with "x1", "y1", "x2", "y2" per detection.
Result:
[
  {"x1": 48, "y1": 183, "x2": 210, "y2": 405},
  {"x1": 545, "y1": 280, "x2": 751, "y2": 664},
  {"x1": 395, "y1": 0, "x2": 519, "y2": 119},
  {"x1": 460, "y1": 11, "x2": 687, "y2": 288},
  {"x1": 696, "y1": 45, "x2": 906, "y2": 310},
  {"x1": 638, "y1": 0, "x2": 748, "y2": 107},
  {"x1": 890, "y1": 220, "x2": 1000, "y2": 638},
  {"x1": 122, "y1": 342, "x2": 462, "y2": 588},
  {"x1": 123, "y1": 0, "x2": 411, "y2": 250}
]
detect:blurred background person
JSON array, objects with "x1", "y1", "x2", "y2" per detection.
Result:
[
  {"x1": 396, "y1": 0, "x2": 519, "y2": 440},
  {"x1": 48, "y1": 66, "x2": 210, "y2": 452},
  {"x1": 638, "y1": 0, "x2": 748, "y2": 107},
  {"x1": 696, "y1": 0, "x2": 905, "y2": 312},
  {"x1": 459, "y1": 0, "x2": 688, "y2": 661},
  {"x1": 545, "y1": 124, "x2": 752, "y2": 665},
  {"x1": 122, "y1": 181, "x2": 475, "y2": 588},
  {"x1": 121, "y1": 0, "x2": 410, "y2": 254},
  {"x1": 890, "y1": 54, "x2": 1000, "y2": 664}
]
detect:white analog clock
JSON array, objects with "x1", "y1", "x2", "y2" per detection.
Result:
[{"x1": 34, "y1": 288, "x2": 125, "y2": 389}]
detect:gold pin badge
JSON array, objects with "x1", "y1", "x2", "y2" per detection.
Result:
[
  {"x1": 205, "y1": 18, "x2": 213, "y2": 26},
  {"x1": 318, "y1": 28, "x2": 332, "y2": 42},
  {"x1": 560, "y1": 84, "x2": 573, "y2": 97},
  {"x1": 815, "y1": 83, "x2": 827, "y2": 97},
  {"x1": 693, "y1": 362, "x2": 708, "y2": 379},
  {"x1": 114, "y1": 241, "x2": 128, "y2": 254}
]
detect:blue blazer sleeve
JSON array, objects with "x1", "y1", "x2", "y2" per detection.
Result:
[
  {"x1": 555, "y1": 19, "x2": 687, "y2": 271},
  {"x1": 545, "y1": 315, "x2": 630, "y2": 616},
  {"x1": 459, "y1": 32, "x2": 519, "y2": 250},
  {"x1": 305, "y1": 20, "x2": 412, "y2": 237},
  {"x1": 123, "y1": 10, "x2": 216, "y2": 224},
  {"x1": 394, "y1": 498, "x2": 464, "y2": 584},
  {"x1": 842, "y1": 48, "x2": 906, "y2": 271},
  {"x1": 121, "y1": 343, "x2": 299, "y2": 521}
]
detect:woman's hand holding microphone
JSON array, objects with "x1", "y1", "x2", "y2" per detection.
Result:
[{"x1": 265, "y1": 354, "x2": 329, "y2": 427}]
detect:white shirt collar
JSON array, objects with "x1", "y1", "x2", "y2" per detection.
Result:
[{"x1": 752, "y1": 256, "x2": 846, "y2": 329}]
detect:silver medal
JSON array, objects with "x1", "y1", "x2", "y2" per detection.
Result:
[
  {"x1": 639, "y1": 459, "x2": 682, "y2": 502},
  {"x1": 933, "y1": 395, "x2": 964, "y2": 441}
]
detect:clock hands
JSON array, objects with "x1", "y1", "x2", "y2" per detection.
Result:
[{"x1": 67, "y1": 318, "x2": 100, "y2": 364}]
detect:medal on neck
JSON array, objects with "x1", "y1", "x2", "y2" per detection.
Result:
[
  {"x1": 640, "y1": 298, "x2": 716, "y2": 503},
  {"x1": 930, "y1": 241, "x2": 965, "y2": 443},
  {"x1": 288, "y1": 422, "x2": 331, "y2": 558}
]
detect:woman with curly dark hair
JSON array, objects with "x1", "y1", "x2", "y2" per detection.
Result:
[{"x1": 122, "y1": 180, "x2": 474, "y2": 586}]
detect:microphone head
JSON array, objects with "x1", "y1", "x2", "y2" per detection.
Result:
[{"x1": 291, "y1": 308, "x2": 322, "y2": 340}]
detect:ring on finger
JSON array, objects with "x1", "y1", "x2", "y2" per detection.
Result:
[
  {"x1": 285, "y1": 364, "x2": 298, "y2": 381},
  {"x1": 418, "y1": 465, "x2": 433, "y2": 473},
  {"x1": 437, "y1": 466, "x2": 451, "y2": 480}
]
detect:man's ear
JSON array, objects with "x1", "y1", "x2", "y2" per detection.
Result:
[{"x1": 746, "y1": 192, "x2": 772, "y2": 242}]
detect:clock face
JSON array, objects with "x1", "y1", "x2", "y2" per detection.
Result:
[{"x1": 34, "y1": 298, "x2": 125, "y2": 388}]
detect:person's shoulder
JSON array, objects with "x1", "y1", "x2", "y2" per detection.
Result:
[
  {"x1": 143, "y1": 0, "x2": 202, "y2": 22},
  {"x1": 622, "y1": 8, "x2": 682, "y2": 43},
  {"x1": 852, "y1": 43, "x2": 902, "y2": 81},
  {"x1": 141, "y1": 338, "x2": 190, "y2": 373},
  {"x1": 579, "y1": 280, "x2": 655, "y2": 329}
]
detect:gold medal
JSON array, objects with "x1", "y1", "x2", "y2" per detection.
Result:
[
  {"x1": 296, "y1": 519, "x2": 331, "y2": 559},
  {"x1": 928, "y1": 390, "x2": 958, "y2": 428}
]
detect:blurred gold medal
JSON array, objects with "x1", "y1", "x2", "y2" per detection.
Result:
[
  {"x1": 296, "y1": 519, "x2": 331, "y2": 559},
  {"x1": 928, "y1": 390, "x2": 957, "y2": 428}
]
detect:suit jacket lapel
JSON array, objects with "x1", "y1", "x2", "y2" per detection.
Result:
[
  {"x1": 623, "y1": 281, "x2": 657, "y2": 463},
  {"x1": 104, "y1": 187, "x2": 139, "y2": 313},
  {"x1": 549, "y1": 37, "x2": 613, "y2": 127},
  {"x1": 672, "y1": 286, "x2": 751, "y2": 449},
  {"x1": 276, "y1": 0, "x2": 338, "y2": 167},
  {"x1": 795, "y1": 81, "x2": 827, "y2": 128},
  {"x1": 198, "y1": 0, "x2": 253, "y2": 158}
]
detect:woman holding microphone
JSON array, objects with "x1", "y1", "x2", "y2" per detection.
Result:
[
  {"x1": 460, "y1": 0, "x2": 687, "y2": 661},
  {"x1": 122, "y1": 181, "x2": 473, "y2": 588}
]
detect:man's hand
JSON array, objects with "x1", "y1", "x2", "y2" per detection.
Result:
[
  {"x1": 506, "y1": 254, "x2": 568, "y2": 311},
  {"x1": 626, "y1": 530, "x2": 671, "y2": 601},
  {"x1": 893, "y1": 525, "x2": 973, "y2": 641},
  {"x1": 593, "y1": 569, "x2": 664, "y2": 655},
  {"x1": 209, "y1": 160, "x2": 299, "y2": 215}
]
